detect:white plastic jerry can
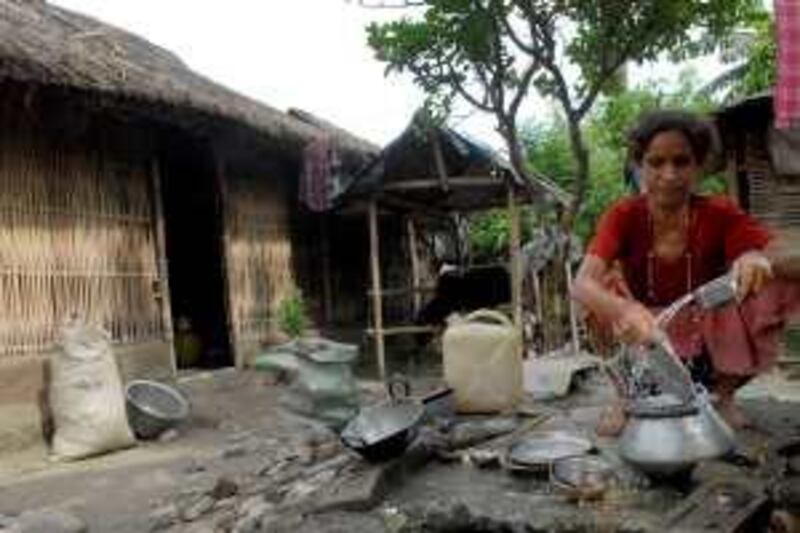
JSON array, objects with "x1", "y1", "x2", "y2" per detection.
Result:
[{"x1": 442, "y1": 309, "x2": 523, "y2": 413}]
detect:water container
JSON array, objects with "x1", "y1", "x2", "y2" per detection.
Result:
[{"x1": 442, "y1": 309, "x2": 523, "y2": 413}]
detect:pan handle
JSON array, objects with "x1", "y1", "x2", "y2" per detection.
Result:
[{"x1": 386, "y1": 374, "x2": 411, "y2": 403}]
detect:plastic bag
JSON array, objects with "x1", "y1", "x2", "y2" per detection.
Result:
[{"x1": 255, "y1": 337, "x2": 360, "y2": 430}]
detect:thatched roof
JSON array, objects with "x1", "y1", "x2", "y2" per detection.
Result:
[
  {"x1": 335, "y1": 112, "x2": 570, "y2": 213},
  {"x1": 0, "y1": 0, "x2": 377, "y2": 157},
  {"x1": 714, "y1": 90, "x2": 772, "y2": 123}
]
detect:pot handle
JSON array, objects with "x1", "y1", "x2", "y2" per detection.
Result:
[{"x1": 463, "y1": 309, "x2": 512, "y2": 327}]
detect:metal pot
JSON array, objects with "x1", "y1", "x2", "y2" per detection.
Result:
[{"x1": 619, "y1": 387, "x2": 736, "y2": 476}]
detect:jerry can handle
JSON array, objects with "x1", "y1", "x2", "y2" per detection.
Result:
[{"x1": 462, "y1": 309, "x2": 512, "y2": 327}]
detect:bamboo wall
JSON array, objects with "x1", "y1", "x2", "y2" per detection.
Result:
[
  {"x1": 0, "y1": 122, "x2": 164, "y2": 357},
  {"x1": 224, "y1": 174, "x2": 294, "y2": 348},
  {"x1": 731, "y1": 126, "x2": 800, "y2": 362}
]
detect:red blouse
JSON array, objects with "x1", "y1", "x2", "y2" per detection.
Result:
[{"x1": 588, "y1": 194, "x2": 771, "y2": 307}]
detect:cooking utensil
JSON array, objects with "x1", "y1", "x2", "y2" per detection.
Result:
[
  {"x1": 550, "y1": 455, "x2": 615, "y2": 501},
  {"x1": 505, "y1": 430, "x2": 593, "y2": 471},
  {"x1": 125, "y1": 380, "x2": 189, "y2": 440},
  {"x1": 388, "y1": 374, "x2": 454, "y2": 421},
  {"x1": 340, "y1": 373, "x2": 426, "y2": 462},
  {"x1": 619, "y1": 385, "x2": 735, "y2": 476},
  {"x1": 615, "y1": 274, "x2": 740, "y2": 476},
  {"x1": 340, "y1": 401, "x2": 425, "y2": 462},
  {"x1": 421, "y1": 387, "x2": 454, "y2": 420}
]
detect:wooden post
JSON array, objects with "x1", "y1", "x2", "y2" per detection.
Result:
[
  {"x1": 533, "y1": 271, "x2": 543, "y2": 329},
  {"x1": 430, "y1": 131, "x2": 450, "y2": 192},
  {"x1": 150, "y1": 158, "x2": 176, "y2": 376},
  {"x1": 508, "y1": 186, "x2": 523, "y2": 334},
  {"x1": 565, "y1": 259, "x2": 580, "y2": 355},
  {"x1": 368, "y1": 200, "x2": 386, "y2": 380},
  {"x1": 407, "y1": 217, "x2": 422, "y2": 315},
  {"x1": 213, "y1": 150, "x2": 239, "y2": 369}
]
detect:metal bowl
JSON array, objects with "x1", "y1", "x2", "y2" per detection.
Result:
[
  {"x1": 125, "y1": 380, "x2": 189, "y2": 440},
  {"x1": 550, "y1": 455, "x2": 615, "y2": 501}
]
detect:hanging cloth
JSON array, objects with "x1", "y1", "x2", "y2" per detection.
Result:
[
  {"x1": 299, "y1": 136, "x2": 340, "y2": 212},
  {"x1": 775, "y1": 0, "x2": 800, "y2": 129}
]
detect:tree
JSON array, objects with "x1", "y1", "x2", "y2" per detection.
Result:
[
  {"x1": 366, "y1": 0, "x2": 761, "y2": 227},
  {"x1": 702, "y1": 10, "x2": 776, "y2": 101},
  {"x1": 468, "y1": 75, "x2": 721, "y2": 257},
  {"x1": 526, "y1": 75, "x2": 721, "y2": 242}
]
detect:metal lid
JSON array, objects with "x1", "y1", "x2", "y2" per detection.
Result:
[{"x1": 626, "y1": 393, "x2": 699, "y2": 418}]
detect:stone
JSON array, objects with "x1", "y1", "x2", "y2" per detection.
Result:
[
  {"x1": 183, "y1": 458, "x2": 207, "y2": 474},
  {"x1": 312, "y1": 464, "x2": 386, "y2": 513},
  {"x1": 232, "y1": 500, "x2": 277, "y2": 533},
  {"x1": 15, "y1": 509, "x2": 87, "y2": 533},
  {"x1": 214, "y1": 509, "x2": 238, "y2": 532},
  {"x1": 148, "y1": 505, "x2": 179, "y2": 531},
  {"x1": 180, "y1": 495, "x2": 216, "y2": 522},
  {"x1": 237, "y1": 496, "x2": 274, "y2": 519},
  {"x1": 692, "y1": 460, "x2": 754, "y2": 486},
  {"x1": 0, "y1": 514, "x2": 16, "y2": 528},
  {"x1": 157, "y1": 428, "x2": 180, "y2": 443},
  {"x1": 181, "y1": 522, "x2": 215, "y2": 533},
  {"x1": 220, "y1": 443, "x2": 248, "y2": 459},
  {"x1": 214, "y1": 497, "x2": 237, "y2": 511},
  {"x1": 210, "y1": 476, "x2": 239, "y2": 500}
]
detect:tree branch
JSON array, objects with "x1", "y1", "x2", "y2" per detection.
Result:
[
  {"x1": 356, "y1": 0, "x2": 424, "y2": 8},
  {"x1": 447, "y1": 66, "x2": 495, "y2": 113},
  {"x1": 575, "y1": 42, "x2": 635, "y2": 119},
  {"x1": 509, "y1": 58, "x2": 538, "y2": 117}
]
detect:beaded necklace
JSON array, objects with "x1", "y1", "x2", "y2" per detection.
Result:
[{"x1": 645, "y1": 198, "x2": 695, "y2": 304}]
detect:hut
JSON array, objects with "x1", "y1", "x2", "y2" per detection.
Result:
[
  {"x1": 0, "y1": 0, "x2": 376, "y2": 450},
  {"x1": 333, "y1": 112, "x2": 569, "y2": 378},
  {"x1": 714, "y1": 92, "x2": 800, "y2": 364}
]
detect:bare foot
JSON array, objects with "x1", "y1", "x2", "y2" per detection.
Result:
[
  {"x1": 595, "y1": 402, "x2": 627, "y2": 437},
  {"x1": 715, "y1": 398, "x2": 751, "y2": 429}
]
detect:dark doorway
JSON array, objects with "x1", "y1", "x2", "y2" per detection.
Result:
[{"x1": 158, "y1": 132, "x2": 232, "y2": 368}]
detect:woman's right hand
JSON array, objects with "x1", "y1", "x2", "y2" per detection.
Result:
[{"x1": 612, "y1": 301, "x2": 657, "y2": 345}]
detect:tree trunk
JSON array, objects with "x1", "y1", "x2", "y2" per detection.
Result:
[{"x1": 564, "y1": 114, "x2": 589, "y2": 231}]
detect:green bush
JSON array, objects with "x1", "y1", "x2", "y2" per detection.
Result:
[{"x1": 277, "y1": 290, "x2": 308, "y2": 339}]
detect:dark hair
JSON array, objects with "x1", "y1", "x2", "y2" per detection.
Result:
[{"x1": 628, "y1": 109, "x2": 717, "y2": 166}]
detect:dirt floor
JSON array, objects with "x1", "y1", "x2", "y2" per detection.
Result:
[
  {"x1": 0, "y1": 369, "x2": 321, "y2": 532},
  {"x1": 0, "y1": 364, "x2": 798, "y2": 532}
]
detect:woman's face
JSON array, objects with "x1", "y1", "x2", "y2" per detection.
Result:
[{"x1": 640, "y1": 130, "x2": 700, "y2": 211}]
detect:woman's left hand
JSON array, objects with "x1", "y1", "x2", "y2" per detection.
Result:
[{"x1": 732, "y1": 251, "x2": 773, "y2": 300}]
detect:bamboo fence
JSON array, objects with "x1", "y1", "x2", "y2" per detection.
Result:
[
  {"x1": 0, "y1": 132, "x2": 163, "y2": 357},
  {"x1": 225, "y1": 176, "x2": 294, "y2": 344}
]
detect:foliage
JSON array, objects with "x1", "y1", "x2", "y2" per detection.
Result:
[
  {"x1": 704, "y1": 10, "x2": 776, "y2": 101},
  {"x1": 530, "y1": 77, "x2": 727, "y2": 241},
  {"x1": 468, "y1": 207, "x2": 535, "y2": 261},
  {"x1": 277, "y1": 290, "x2": 309, "y2": 339},
  {"x1": 366, "y1": 0, "x2": 761, "y2": 226},
  {"x1": 468, "y1": 77, "x2": 726, "y2": 253}
]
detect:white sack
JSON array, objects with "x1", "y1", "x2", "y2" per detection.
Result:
[{"x1": 50, "y1": 319, "x2": 135, "y2": 460}]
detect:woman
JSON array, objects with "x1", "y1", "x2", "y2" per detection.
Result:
[{"x1": 572, "y1": 109, "x2": 800, "y2": 433}]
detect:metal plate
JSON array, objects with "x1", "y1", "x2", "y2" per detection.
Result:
[{"x1": 506, "y1": 431, "x2": 593, "y2": 467}]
